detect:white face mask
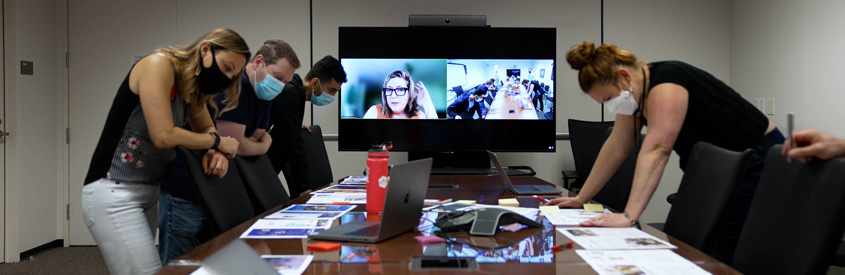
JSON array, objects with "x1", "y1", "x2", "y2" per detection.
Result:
[{"x1": 605, "y1": 89, "x2": 638, "y2": 115}]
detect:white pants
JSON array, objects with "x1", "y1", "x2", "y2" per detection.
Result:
[{"x1": 82, "y1": 178, "x2": 160, "y2": 275}]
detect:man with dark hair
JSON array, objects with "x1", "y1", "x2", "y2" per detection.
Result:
[
  {"x1": 158, "y1": 39, "x2": 300, "y2": 265},
  {"x1": 447, "y1": 80, "x2": 492, "y2": 120},
  {"x1": 267, "y1": 55, "x2": 346, "y2": 198}
]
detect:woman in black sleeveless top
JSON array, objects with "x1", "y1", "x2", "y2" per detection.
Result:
[
  {"x1": 82, "y1": 28, "x2": 249, "y2": 275},
  {"x1": 546, "y1": 41, "x2": 784, "y2": 264}
]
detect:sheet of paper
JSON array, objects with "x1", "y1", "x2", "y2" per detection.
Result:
[
  {"x1": 281, "y1": 204, "x2": 356, "y2": 213},
  {"x1": 305, "y1": 194, "x2": 366, "y2": 204},
  {"x1": 576, "y1": 250, "x2": 711, "y2": 275},
  {"x1": 339, "y1": 176, "x2": 367, "y2": 185},
  {"x1": 454, "y1": 200, "x2": 477, "y2": 205},
  {"x1": 583, "y1": 203, "x2": 605, "y2": 212},
  {"x1": 538, "y1": 206, "x2": 560, "y2": 216},
  {"x1": 240, "y1": 219, "x2": 330, "y2": 239},
  {"x1": 544, "y1": 209, "x2": 612, "y2": 226},
  {"x1": 264, "y1": 204, "x2": 355, "y2": 219},
  {"x1": 557, "y1": 227, "x2": 677, "y2": 250},
  {"x1": 261, "y1": 255, "x2": 315, "y2": 275}
]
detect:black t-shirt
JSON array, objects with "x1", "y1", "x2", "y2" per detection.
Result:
[
  {"x1": 266, "y1": 74, "x2": 311, "y2": 197},
  {"x1": 643, "y1": 61, "x2": 768, "y2": 170}
]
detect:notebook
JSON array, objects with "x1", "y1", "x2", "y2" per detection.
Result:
[
  {"x1": 488, "y1": 151, "x2": 561, "y2": 195},
  {"x1": 309, "y1": 158, "x2": 433, "y2": 243}
]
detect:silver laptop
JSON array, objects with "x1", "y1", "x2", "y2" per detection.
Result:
[
  {"x1": 201, "y1": 239, "x2": 278, "y2": 275},
  {"x1": 488, "y1": 151, "x2": 561, "y2": 195},
  {"x1": 309, "y1": 158, "x2": 433, "y2": 243}
]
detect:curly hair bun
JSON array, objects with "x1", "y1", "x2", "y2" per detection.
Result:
[{"x1": 566, "y1": 40, "x2": 597, "y2": 70}]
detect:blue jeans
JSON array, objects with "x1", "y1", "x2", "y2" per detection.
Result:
[{"x1": 157, "y1": 190, "x2": 206, "y2": 265}]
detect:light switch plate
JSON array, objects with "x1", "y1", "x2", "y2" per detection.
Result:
[
  {"x1": 20, "y1": 61, "x2": 33, "y2": 75},
  {"x1": 766, "y1": 98, "x2": 775, "y2": 115}
]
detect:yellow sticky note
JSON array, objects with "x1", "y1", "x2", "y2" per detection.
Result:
[
  {"x1": 539, "y1": 206, "x2": 560, "y2": 216},
  {"x1": 498, "y1": 198, "x2": 520, "y2": 207},
  {"x1": 454, "y1": 200, "x2": 476, "y2": 205},
  {"x1": 583, "y1": 203, "x2": 604, "y2": 212}
]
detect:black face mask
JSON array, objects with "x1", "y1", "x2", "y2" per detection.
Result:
[{"x1": 197, "y1": 47, "x2": 233, "y2": 95}]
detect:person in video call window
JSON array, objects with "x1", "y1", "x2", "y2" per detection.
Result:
[
  {"x1": 544, "y1": 40, "x2": 783, "y2": 265},
  {"x1": 363, "y1": 69, "x2": 438, "y2": 119},
  {"x1": 447, "y1": 80, "x2": 492, "y2": 120}
]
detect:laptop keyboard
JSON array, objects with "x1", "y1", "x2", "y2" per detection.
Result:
[
  {"x1": 514, "y1": 185, "x2": 541, "y2": 192},
  {"x1": 345, "y1": 225, "x2": 380, "y2": 236}
]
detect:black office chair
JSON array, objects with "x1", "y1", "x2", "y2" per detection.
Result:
[
  {"x1": 732, "y1": 145, "x2": 845, "y2": 275},
  {"x1": 590, "y1": 127, "x2": 638, "y2": 212},
  {"x1": 234, "y1": 154, "x2": 291, "y2": 214},
  {"x1": 452, "y1": 85, "x2": 464, "y2": 96},
  {"x1": 176, "y1": 146, "x2": 256, "y2": 235},
  {"x1": 661, "y1": 142, "x2": 753, "y2": 254},
  {"x1": 302, "y1": 125, "x2": 334, "y2": 190},
  {"x1": 563, "y1": 119, "x2": 614, "y2": 191}
]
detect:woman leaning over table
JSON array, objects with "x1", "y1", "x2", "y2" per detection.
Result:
[
  {"x1": 81, "y1": 28, "x2": 249, "y2": 275},
  {"x1": 545, "y1": 41, "x2": 783, "y2": 264}
]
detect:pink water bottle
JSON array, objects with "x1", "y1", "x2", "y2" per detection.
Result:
[{"x1": 366, "y1": 142, "x2": 392, "y2": 214}]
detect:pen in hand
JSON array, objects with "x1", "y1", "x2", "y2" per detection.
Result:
[{"x1": 787, "y1": 113, "x2": 794, "y2": 163}]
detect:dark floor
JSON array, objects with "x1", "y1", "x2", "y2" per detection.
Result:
[{"x1": 0, "y1": 246, "x2": 108, "y2": 275}]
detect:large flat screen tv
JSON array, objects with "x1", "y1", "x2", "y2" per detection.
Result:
[{"x1": 338, "y1": 27, "x2": 556, "y2": 153}]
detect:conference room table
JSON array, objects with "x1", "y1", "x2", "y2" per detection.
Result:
[
  {"x1": 485, "y1": 83, "x2": 538, "y2": 120},
  {"x1": 158, "y1": 175, "x2": 739, "y2": 275}
]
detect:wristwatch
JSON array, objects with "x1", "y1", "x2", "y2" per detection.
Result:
[
  {"x1": 622, "y1": 211, "x2": 637, "y2": 226},
  {"x1": 209, "y1": 132, "x2": 221, "y2": 150}
]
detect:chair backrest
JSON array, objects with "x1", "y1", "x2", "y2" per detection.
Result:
[
  {"x1": 175, "y1": 147, "x2": 256, "y2": 235},
  {"x1": 302, "y1": 125, "x2": 333, "y2": 190},
  {"x1": 663, "y1": 142, "x2": 753, "y2": 253},
  {"x1": 567, "y1": 119, "x2": 614, "y2": 190},
  {"x1": 452, "y1": 85, "x2": 464, "y2": 96},
  {"x1": 590, "y1": 126, "x2": 638, "y2": 212},
  {"x1": 234, "y1": 154, "x2": 291, "y2": 214},
  {"x1": 733, "y1": 145, "x2": 845, "y2": 275}
]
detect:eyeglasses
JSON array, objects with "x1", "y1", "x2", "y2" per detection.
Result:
[{"x1": 382, "y1": 87, "x2": 409, "y2": 96}]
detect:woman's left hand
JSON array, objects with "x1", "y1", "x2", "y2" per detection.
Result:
[
  {"x1": 202, "y1": 150, "x2": 229, "y2": 178},
  {"x1": 579, "y1": 213, "x2": 634, "y2": 227},
  {"x1": 415, "y1": 81, "x2": 429, "y2": 104}
]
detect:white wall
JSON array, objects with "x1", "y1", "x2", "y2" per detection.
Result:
[
  {"x1": 14, "y1": 0, "x2": 61, "y2": 252},
  {"x1": 731, "y1": 0, "x2": 845, "y2": 135},
  {"x1": 604, "y1": 0, "x2": 731, "y2": 224}
]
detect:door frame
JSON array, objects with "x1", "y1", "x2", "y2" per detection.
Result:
[
  {"x1": 3, "y1": 0, "x2": 19, "y2": 263},
  {"x1": 60, "y1": 0, "x2": 69, "y2": 249}
]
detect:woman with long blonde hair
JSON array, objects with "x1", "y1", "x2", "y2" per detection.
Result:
[{"x1": 82, "y1": 28, "x2": 250, "y2": 275}]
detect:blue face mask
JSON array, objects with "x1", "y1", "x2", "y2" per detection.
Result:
[
  {"x1": 253, "y1": 61, "x2": 285, "y2": 101},
  {"x1": 311, "y1": 79, "x2": 335, "y2": 106}
]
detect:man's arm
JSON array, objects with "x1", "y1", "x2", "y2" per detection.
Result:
[{"x1": 217, "y1": 120, "x2": 271, "y2": 156}]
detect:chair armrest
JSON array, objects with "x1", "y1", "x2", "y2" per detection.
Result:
[
  {"x1": 666, "y1": 193, "x2": 677, "y2": 204},
  {"x1": 561, "y1": 170, "x2": 579, "y2": 190}
]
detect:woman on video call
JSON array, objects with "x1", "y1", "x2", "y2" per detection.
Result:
[{"x1": 363, "y1": 69, "x2": 438, "y2": 119}]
